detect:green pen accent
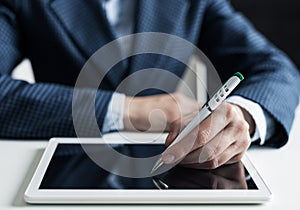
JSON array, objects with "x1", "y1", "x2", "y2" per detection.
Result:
[
  {"x1": 234, "y1": 72, "x2": 244, "y2": 81},
  {"x1": 201, "y1": 72, "x2": 244, "y2": 109}
]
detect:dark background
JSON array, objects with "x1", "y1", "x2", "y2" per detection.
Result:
[{"x1": 231, "y1": 0, "x2": 300, "y2": 69}]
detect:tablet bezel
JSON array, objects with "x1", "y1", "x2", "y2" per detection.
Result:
[{"x1": 24, "y1": 137, "x2": 272, "y2": 204}]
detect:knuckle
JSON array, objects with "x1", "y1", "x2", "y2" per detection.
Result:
[
  {"x1": 226, "y1": 103, "x2": 236, "y2": 119},
  {"x1": 233, "y1": 142, "x2": 242, "y2": 152},
  {"x1": 236, "y1": 120, "x2": 249, "y2": 133},
  {"x1": 185, "y1": 130, "x2": 199, "y2": 149},
  {"x1": 171, "y1": 118, "x2": 180, "y2": 127},
  {"x1": 205, "y1": 146, "x2": 217, "y2": 161},
  {"x1": 173, "y1": 92, "x2": 181, "y2": 98},
  {"x1": 173, "y1": 93, "x2": 183, "y2": 102},
  {"x1": 242, "y1": 121, "x2": 250, "y2": 131},
  {"x1": 177, "y1": 149, "x2": 190, "y2": 161},
  {"x1": 190, "y1": 130, "x2": 199, "y2": 143},
  {"x1": 207, "y1": 158, "x2": 219, "y2": 169},
  {"x1": 236, "y1": 153, "x2": 244, "y2": 161},
  {"x1": 240, "y1": 137, "x2": 251, "y2": 149},
  {"x1": 168, "y1": 110, "x2": 180, "y2": 122},
  {"x1": 232, "y1": 153, "x2": 244, "y2": 162},
  {"x1": 198, "y1": 129, "x2": 210, "y2": 145},
  {"x1": 214, "y1": 143, "x2": 223, "y2": 155}
]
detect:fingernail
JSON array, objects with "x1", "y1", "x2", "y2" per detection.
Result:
[{"x1": 162, "y1": 154, "x2": 176, "y2": 164}]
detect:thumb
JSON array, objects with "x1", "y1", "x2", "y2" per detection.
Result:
[{"x1": 165, "y1": 125, "x2": 181, "y2": 146}]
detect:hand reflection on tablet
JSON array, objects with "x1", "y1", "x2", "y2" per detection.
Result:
[{"x1": 161, "y1": 162, "x2": 247, "y2": 189}]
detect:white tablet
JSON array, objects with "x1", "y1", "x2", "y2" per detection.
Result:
[{"x1": 24, "y1": 137, "x2": 271, "y2": 204}]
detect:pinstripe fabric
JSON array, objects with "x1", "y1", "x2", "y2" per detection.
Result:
[
  {"x1": 0, "y1": 0, "x2": 299, "y2": 146},
  {"x1": 0, "y1": 76, "x2": 112, "y2": 138},
  {"x1": 199, "y1": 0, "x2": 300, "y2": 147}
]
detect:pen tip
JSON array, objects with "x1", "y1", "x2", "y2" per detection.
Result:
[
  {"x1": 150, "y1": 168, "x2": 156, "y2": 174},
  {"x1": 151, "y1": 159, "x2": 164, "y2": 174}
]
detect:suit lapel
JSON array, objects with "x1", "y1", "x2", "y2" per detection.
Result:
[
  {"x1": 50, "y1": 0, "x2": 128, "y2": 88},
  {"x1": 135, "y1": 0, "x2": 191, "y2": 34},
  {"x1": 50, "y1": 0, "x2": 115, "y2": 58},
  {"x1": 49, "y1": 0, "x2": 194, "y2": 89},
  {"x1": 130, "y1": 0, "x2": 192, "y2": 75}
]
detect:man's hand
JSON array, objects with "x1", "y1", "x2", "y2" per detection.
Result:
[
  {"x1": 162, "y1": 102, "x2": 255, "y2": 169},
  {"x1": 123, "y1": 93, "x2": 200, "y2": 132}
]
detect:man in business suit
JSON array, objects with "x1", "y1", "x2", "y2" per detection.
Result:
[{"x1": 0, "y1": 0, "x2": 299, "y2": 169}]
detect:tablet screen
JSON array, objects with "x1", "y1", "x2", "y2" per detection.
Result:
[{"x1": 39, "y1": 144, "x2": 257, "y2": 190}]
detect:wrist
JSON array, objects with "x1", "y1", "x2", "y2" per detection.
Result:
[
  {"x1": 123, "y1": 96, "x2": 148, "y2": 131},
  {"x1": 235, "y1": 105, "x2": 255, "y2": 136},
  {"x1": 123, "y1": 96, "x2": 135, "y2": 131}
]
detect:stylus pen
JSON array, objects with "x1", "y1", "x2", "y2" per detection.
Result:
[{"x1": 151, "y1": 72, "x2": 244, "y2": 174}]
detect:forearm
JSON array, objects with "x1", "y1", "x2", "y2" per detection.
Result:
[
  {"x1": 200, "y1": 0, "x2": 300, "y2": 147},
  {"x1": 0, "y1": 76, "x2": 113, "y2": 138}
]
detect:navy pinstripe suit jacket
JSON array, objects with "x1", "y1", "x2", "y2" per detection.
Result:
[{"x1": 0, "y1": 0, "x2": 299, "y2": 147}]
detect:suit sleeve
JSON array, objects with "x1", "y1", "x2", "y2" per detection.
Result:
[
  {"x1": 199, "y1": 0, "x2": 300, "y2": 147},
  {"x1": 0, "y1": 1, "x2": 113, "y2": 139}
]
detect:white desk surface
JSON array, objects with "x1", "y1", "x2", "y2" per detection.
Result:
[{"x1": 0, "y1": 106, "x2": 299, "y2": 210}]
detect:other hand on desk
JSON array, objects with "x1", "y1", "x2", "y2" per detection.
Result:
[{"x1": 123, "y1": 93, "x2": 200, "y2": 132}]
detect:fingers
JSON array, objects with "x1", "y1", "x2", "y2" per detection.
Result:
[
  {"x1": 163, "y1": 103, "x2": 233, "y2": 164},
  {"x1": 123, "y1": 93, "x2": 201, "y2": 132},
  {"x1": 165, "y1": 120, "x2": 187, "y2": 146},
  {"x1": 165, "y1": 111, "x2": 199, "y2": 145},
  {"x1": 180, "y1": 138, "x2": 250, "y2": 170},
  {"x1": 181, "y1": 116, "x2": 250, "y2": 165},
  {"x1": 163, "y1": 103, "x2": 251, "y2": 169},
  {"x1": 180, "y1": 126, "x2": 238, "y2": 165}
]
